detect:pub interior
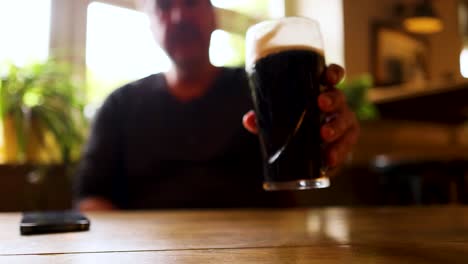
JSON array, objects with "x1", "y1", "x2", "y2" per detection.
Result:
[
  {"x1": 0, "y1": 0, "x2": 468, "y2": 262},
  {"x1": 1, "y1": 0, "x2": 466, "y2": 210}
]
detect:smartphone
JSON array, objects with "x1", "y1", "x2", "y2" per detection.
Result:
[{"x1": 20, "y1": 211, "x2": 90, "y2": 235}]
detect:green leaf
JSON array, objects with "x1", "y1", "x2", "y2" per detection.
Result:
[{"x1": 337, "y1": 74, "x2": 379, "y2": 121}]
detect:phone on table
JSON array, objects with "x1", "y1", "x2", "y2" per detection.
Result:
[{"x1": 20, "y1": 211, "x2": 90, "y2": 235}]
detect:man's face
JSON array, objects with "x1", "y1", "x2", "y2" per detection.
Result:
[{"x1": 146, "y1": 0, "x2": 216, "y2": 68}]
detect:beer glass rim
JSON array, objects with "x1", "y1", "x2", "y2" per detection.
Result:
[
  {"x1": 247, "y1": 16, "x2": 321, "y2": 33},
  {"x1": 245, "y1": 16, "x2": 324, "y2": 72}
]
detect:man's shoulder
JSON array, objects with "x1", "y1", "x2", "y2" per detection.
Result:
[
  {"x1": 111, "y1": 73, "x2": 165, "y2": 99},
  {"x1": 220, "y1": 67, "x2": 247, "y2": 82},
  {"x1": 216, "y1": 67, "x2": 250, "y2": 99}
]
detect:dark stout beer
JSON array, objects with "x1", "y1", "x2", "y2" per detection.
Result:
[{"x1": 248, "y1": 46, "x2": 327, "y2": 190}]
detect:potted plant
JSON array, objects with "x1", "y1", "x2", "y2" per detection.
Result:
[
  {"x1": 337, "y1": 74, "x2": 379, "y2": 121},
  {"x1": 0, "y1": 60, "x2": 87, "y2": 165}
]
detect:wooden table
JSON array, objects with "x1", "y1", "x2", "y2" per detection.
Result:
[{"x1": 1, "y1": 207, "x2": 468, "y2": 263}]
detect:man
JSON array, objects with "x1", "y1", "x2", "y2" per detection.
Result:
[{"x1": 75, "y1": 0, "x2": 359, "y2": 210}]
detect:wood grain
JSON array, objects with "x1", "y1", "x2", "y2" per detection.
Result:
[
  {"x1": 2, "y1": 244, "x2": 468, "y2": 264},
  {"x1": 1, "y1": 207, "x2": 468, "y2": 262}
]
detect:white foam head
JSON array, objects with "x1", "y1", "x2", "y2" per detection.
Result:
[{"x1": 245, "y1": 17, "x2": 324, "y2": 72}]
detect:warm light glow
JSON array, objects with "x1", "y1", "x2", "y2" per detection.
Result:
[
  {"x1": 404, "y1": 17, "x2": 444, "y2": 34},
  {"x1": 307, "y1": 210, "x2": 350, "y2": 244},
  {"x1": 0, "y1": 0, "x2": 51, "y2": 66},
  {"x1": 461, "y1": 48, "x2": 468, "y2": 78}
]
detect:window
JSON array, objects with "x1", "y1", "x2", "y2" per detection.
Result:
[
  {"x1": 292, "y1": 0, "x2": 345, "y2": 67},
  {"x1": 0, "y1": 0, "x2": 51, "y2": 66},
  {"x1": 86, "y1": 2, "x2": 172, "y2": 104},
  {"x1": 210, "y1": 30, "x2": 245, "y2": 67},
  {"x1": 211, "y1": 0, "x2": 284, "y2": 18},
  {"x1": 209, "y1": 0, "x2": 284, "y2": 67},
  {"x1": 461, "y1": 48, "x2": 468, "y2": 78},
  {"x1": 86, "y1": 1, "x2": 282, "y2": 104}
]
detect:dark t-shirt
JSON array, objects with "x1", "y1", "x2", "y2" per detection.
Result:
[{"x1": 75, "y1": 67, "x2": 288, "y2": 209}]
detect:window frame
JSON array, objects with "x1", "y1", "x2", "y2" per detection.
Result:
[{"x1": 49, "y1": 0, "x2": 136, "y2": 80}]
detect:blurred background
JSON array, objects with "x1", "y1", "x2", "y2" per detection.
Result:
[{"x1": 0, "y1": 0, "x2": 467, "y2": 211}]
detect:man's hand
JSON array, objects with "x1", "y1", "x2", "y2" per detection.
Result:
[
  {"x1": 78, "y1": 197, "x2": 116, "y2": 211},
  {"x1": 243, "y1": 64, "x2": 360, "y2": 168}
]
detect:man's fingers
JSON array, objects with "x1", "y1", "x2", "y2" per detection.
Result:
[
  {"x1": 324, "y1": 64, "x2": 345, "y2": 85},
  {"x1": 318, "y1": 89, "x2": 347, "y2": 113},
  {"x1": 242, "y1": 110, "x2": 258, "y2": 134},
  {"x1": 326, "y1": 126, "x2": 359, "y2": 167},
  {"x1": 321, "y1": 110, "x2": 356, "y2": 143}
]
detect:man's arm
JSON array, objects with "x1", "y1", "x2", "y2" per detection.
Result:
[
  {"x1": 74, "y1": 91, "x2": 126, "y2": 211},
  {"x1": 78, "y1": 197, "x2": 116, "y2": 211}
]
